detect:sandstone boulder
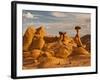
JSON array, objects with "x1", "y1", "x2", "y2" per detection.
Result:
[
  {"x1": 31, "y1": 49, "x2": 41, "y2": 60},
  {"x1": 29, "y1": 36, "x2": 45, "y2": 50},
  {"x1": 23, "y1": 25, "x2": 36, "y2": 51},
  {"x1": 29, "y1": 26, "x2": 46, "y2": 50},
  {"x1": 36, "y1": 25, "x2": 46, "y2": 38},
  {"x1": 71, "y1": 47, "x2": 90, "y2": 56},
  {"x1": 23, "y1": 51, "x2": 31, "y2": 58},
  {"x1": 55, "y1": 45, "x2": 71, "y2": 58}
]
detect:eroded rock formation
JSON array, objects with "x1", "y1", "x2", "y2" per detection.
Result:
[
  {"x1": 23, "y1": 25, "x2": 90, "y2": 69},
  {"x1": 23, "y1": 25, "x2": 36, "y2": 51}
]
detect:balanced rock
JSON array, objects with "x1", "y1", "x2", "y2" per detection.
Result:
[{"x1": 59, "y1": 32, "x2": 73, "y2": 45}]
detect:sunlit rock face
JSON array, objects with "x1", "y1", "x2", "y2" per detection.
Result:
[
  {"x1": 23, "y1": 25, "x2": 36, "y2": 51},
  {"x1": 36, "y1": 25, "x2": 46, "y2": 38},
  {"x1": 29, "y1": 35, "x2": 45, "y2": 50},
  {"x1": 29, "y1": 26, "x2": 46, "y2": 50},
  {"x1": 22, "y1": 25, "x2": 91, "y2": 69}
]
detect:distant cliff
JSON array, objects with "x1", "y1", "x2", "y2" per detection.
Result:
[{"x1": 81, "y1": 34, "x2": 91, "y2": 52}]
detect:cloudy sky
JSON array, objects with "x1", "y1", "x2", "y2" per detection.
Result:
[{"x1": 22, "y1": 10, "x2": 91, "y2": 37}]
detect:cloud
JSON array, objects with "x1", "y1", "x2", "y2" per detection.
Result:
[
  {"x1": 23, "y1": 12, "x2": 34, "y2": 19},
  {"x1": 23, "y1": 12, "x2": 39, "y2": 20},
  {"x1": 51, "y1": 12, "x2": 67, "y2": 18}
]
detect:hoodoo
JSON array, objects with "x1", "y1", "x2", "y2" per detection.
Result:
[
  {"x1": 74, "y1": 26, "x2": 83, "y2": 47},
  {"x1": 29, "y1": 26, "x2": 46, "y2": 50},
  {"x1": 23, "y1": 25, "x2": 36, "y2": 51}
]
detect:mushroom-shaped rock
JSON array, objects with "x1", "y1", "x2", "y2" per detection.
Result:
[
  {"x1": 58, "y1": 32, "x2": 73, "y2": 46},
  {"x1": 23, "y1": 25, "x2": 36, "y2": 51},
  {"x1": 75, "y1": 26, "x2": 81, "y2": 34},
  {"x1": 59, "y1": 32, "x2": 64, "y2": 41},
  {"x1": 74, "y1": 26, "x2": 83, "y2": 47},
  {"x1": 75, "y1": 26, "x2": 81, "y2": 29}
]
